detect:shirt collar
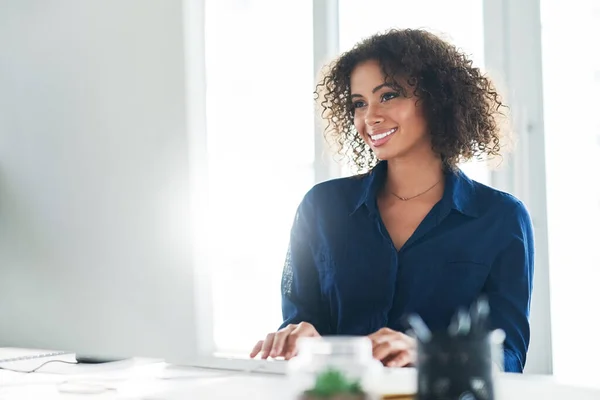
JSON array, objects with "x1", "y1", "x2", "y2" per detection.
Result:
[
  {"x1": 440, "y1": 167, "x2": 479, "y2": 218},
  {"x1": 350, "y1": 161, "x2": 387, "y2": 217},
  {"x1": 350, "y1": 161, "x2": 479, "y2": 218}
]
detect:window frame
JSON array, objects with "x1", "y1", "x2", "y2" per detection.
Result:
[{"x1": 483, "y1": 0, "x2": 552, "y2": 375}]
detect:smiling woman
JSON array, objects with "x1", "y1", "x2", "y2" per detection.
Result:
[{"x1": 250, "y1": 29, "x2": 534, "y2": 374}]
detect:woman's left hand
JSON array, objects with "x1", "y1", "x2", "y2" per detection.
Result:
[{"x1": 368, "y1": 327, "x2": 417, "y2": 367}]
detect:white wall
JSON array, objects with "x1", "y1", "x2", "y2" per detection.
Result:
[{"x1": 0, "y1": 0, "x2": 211, "y2": 361}]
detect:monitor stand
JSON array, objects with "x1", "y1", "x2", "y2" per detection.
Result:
[{"x1": 75, "y1": 355, "x2": 125, "y2": 364}]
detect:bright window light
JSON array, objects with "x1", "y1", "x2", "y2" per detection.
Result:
[
  {"x1": 541, "y1": 0, "x2": 600, "y2": 383},
  {"x1": 205, "y1": 0, "x2": 315, "y2": 353}
]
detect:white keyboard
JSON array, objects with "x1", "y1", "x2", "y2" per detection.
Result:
[{"x1": 187, "y1": 355, "x2": 288, "y2": 375}]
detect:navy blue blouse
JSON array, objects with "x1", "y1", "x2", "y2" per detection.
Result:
[{"x1": 280, "y1": 161, "x2": 534, "y2": 372}]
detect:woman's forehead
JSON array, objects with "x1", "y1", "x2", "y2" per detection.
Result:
[{"x1": 349, "y1": 63, "x2": 411, "y2": 93}]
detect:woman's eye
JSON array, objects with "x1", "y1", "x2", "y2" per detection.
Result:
[
  {"x1": 352, "y1": 100, "x2": 366, "y2": 109},
  {"x1": 381, "y1": 92, "x2": 399, "y2": 102}
]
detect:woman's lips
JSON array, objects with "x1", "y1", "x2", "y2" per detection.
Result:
[{"x1": 369, "y1": 127, "x2": 397, "y2": 147}]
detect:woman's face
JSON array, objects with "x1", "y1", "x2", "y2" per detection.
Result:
[{"x1": 350, "y1": 60, "x2": 432, "y2": 162}]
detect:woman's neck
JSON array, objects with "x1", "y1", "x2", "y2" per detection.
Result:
[{"x1": 384, "y1": 155, "x2": 445, "y2": 198}]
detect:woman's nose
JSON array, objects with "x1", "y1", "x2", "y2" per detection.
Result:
[{"x1": 364, "y1": 105, "x2": 384, "y2": 126}]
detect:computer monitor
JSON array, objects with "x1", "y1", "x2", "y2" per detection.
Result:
[
  {"x1": 0, "y1": 0, "x2": 216, "y2": 367},
  {"x1": 0, "y1": 85, "x2": 213, "y2": 365}
]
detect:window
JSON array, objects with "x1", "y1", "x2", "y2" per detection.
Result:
[
  {"x1": 541, "y1": 0, "x2": 600, "y2": 383},
  {"x1": 204, "y1": 0, "x2": 315, "y2": 353}
]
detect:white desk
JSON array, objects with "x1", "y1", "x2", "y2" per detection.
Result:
[{"x1": 1, "y1": 355, "x2": 599, "y2": 399}]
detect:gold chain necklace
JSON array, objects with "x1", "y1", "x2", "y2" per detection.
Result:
[{"x1": 388, "y1": 179, "x2": 442, "y2": 201}]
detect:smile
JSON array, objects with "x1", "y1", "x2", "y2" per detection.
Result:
[
  {"x1": 368, "y1": 128, "x2": 397, "y2": 147},
  {"x1": 370, "y1": 128, "x2": 397, "y2": 140}
]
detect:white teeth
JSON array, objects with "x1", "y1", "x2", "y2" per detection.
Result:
[{"x1": 371, "y1": 128, "x2": 396, "y2": 141}]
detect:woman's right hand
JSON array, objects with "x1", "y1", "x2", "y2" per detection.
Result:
[{"x1": 249, "y1": 322, "x2": 320, "y2": 360}]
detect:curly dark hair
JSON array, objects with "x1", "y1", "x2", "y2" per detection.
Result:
[{"x1": 316, "y1": 28, "x2": 506, "y2": 172}]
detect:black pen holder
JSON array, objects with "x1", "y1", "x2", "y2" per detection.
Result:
[{"x1": 416, "y1": 332, "x2": 495, "y2": 400}]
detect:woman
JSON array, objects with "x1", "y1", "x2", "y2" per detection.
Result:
[{"x1": 250, "y1": 29, "x2": 533, "y2": 373}]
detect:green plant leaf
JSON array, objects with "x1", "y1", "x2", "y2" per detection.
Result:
[{"x1": 308, "y1": 367, "x2": 364, "y2": 396}]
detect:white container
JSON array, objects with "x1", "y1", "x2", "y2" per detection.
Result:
[{"x1": 287, "y1": 336, "x2": 383, "y2": 400}]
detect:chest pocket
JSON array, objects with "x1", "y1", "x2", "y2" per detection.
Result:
[{"x1": 418, "y1": 261, "x2": 491, "y2": 328}]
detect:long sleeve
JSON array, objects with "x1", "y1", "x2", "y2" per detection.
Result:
[
  {"x1": 484, "y1": 201, "x2": 535, "y2": 372},
  {"x1": 279, "y1": 195, "x2": 328, "y2": 334}
]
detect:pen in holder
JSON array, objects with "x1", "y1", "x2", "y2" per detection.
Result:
[{"x1": 406, "y1": 297, "x2": 502, "y2": 400}]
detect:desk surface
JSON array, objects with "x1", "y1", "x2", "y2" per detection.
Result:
[{"x1": 1, "y1": 355, "x2": 599, "y2": 399}]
